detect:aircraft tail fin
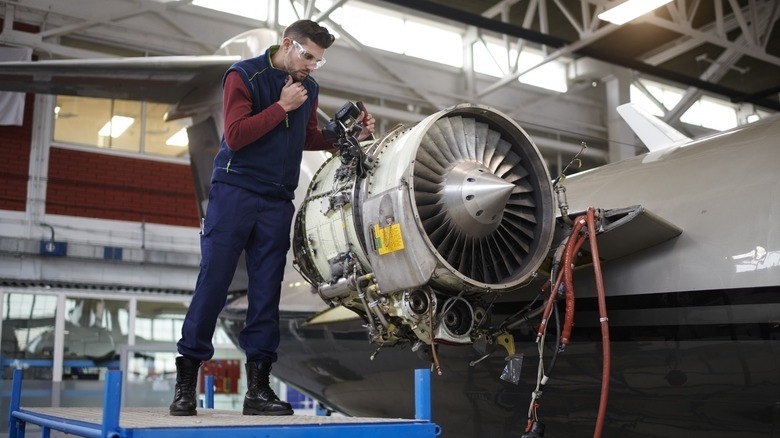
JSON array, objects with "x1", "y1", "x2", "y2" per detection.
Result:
[{"x1": 617, "y1": 103, "x2": 691, "y2": 152}]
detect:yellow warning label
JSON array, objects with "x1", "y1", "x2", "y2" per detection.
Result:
[{"x1": 374, "y1": 223, "x2": 405, "y2": 255}]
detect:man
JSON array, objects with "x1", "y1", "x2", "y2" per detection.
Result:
[{"x1": 170, "y1": 19, "x2": 375, "y2": 417}]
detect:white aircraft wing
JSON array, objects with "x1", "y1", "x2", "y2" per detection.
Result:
[{"x1": 0, "y1": 55, "x2": 238, "y2": 104}]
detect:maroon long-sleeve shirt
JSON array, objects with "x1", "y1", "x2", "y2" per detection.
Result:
[{"x1": 222, "y1": 71, "x2": 334, "y2": 152}]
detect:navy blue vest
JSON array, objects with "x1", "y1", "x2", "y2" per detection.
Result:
[{"x1": 211, "y1": 46, "x2": 319, "y2": 200}]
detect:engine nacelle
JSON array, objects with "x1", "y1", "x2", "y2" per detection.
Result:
[{"x1": 293, "y1": 104, "x2": 555, "y2": 347}]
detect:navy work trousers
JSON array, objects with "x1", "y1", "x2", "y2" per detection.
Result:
[{"x1": 177, "y1": 182, "x2": 295, "y2": 363}]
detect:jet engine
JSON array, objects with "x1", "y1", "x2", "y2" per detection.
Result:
[{"x1": 293, "y1": 103, "x2": 555, "y2": 348}]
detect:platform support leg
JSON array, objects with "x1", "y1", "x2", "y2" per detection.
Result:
[
  {"x1": 101, "y1": 370, "x2": 122, "y2": 438},
  {"x1": 205, "y1": 375, "x2": 215, "y2": 409},
  {"x1": 414, "y1": 368, "x2": 431, "y2": 421},
  {"x1": 9, "y1": 368, "x2": 25, "y2": 438}
]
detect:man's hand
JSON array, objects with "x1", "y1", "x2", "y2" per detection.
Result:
[
  {"x1": 356, "y1": 108, "x2": 375, "y2": 142},
  {"x1": 278, "y1": 75, "x2": 308, "y2": 112}
]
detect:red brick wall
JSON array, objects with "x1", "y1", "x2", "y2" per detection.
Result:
[
  {"x1": 0, "y1": 20, "x2": 38, "y2": 211},
  {"x1": 0, "y1": 20, "x2": 39, "y2": 33},
  {"x1": 0, "y1": 94, "x2": 34, "y2": 211},
  {"x1": 47, "y1": 147, "x2": 199, "y2": 227}
]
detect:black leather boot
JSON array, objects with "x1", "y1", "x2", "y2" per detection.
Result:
[
  {"x1": 243, "y1": 361, "x2": 294, "y2": 415},
  {"x1": 169, "y1": 356, "x2": 201, "y2": 416}
]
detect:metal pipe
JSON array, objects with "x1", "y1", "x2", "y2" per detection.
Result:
[{"x1": 318, "y1": 277, "x2": 352, "y2": 299}]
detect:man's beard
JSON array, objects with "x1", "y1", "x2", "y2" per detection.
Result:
[{"x1": 292, "y1": 70, "x2": 309, "y2": 82}]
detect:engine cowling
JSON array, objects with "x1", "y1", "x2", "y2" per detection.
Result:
[{"x1": 293, "y1": 103, "x2": 555, "y2": 346}]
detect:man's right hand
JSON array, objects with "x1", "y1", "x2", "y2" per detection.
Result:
[{"x1": 278, "y1": 75, "x2": 308, "y2": 112}]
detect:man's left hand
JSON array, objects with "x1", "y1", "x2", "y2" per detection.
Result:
[{"x1": 356, "y1": 110, "x2": 375, "y2": 142}]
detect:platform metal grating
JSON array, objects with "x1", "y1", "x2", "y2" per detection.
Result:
[{"x1": 23, "y1": 407, "x2": 420, "y2": 428}]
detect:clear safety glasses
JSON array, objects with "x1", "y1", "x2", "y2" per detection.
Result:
[{"x1": 292, "y1": 40, "x2": 326, "y2": 69}]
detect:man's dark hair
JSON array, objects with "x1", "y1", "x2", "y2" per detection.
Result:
[{"x1": 284, "y1": 20, "x2": 335, "y2": 49}]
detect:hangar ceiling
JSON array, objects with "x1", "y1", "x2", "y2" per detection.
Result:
[
  {"x1": 386, "y1": 0, "x2": 780, "y2": 110},
  {"x1": 1, "y1": 0, "x2": 778, "y2": 169}
]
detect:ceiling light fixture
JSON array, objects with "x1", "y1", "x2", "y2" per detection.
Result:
[
  {"x1": 166, "y1": 128, "x2": 189, "y2": 147},
  {"x1": 598, "y1": 0, "x2": 673, "y2": 25},
  {"x1": 98, "y1": 115, "x2": 135, "y2": 138}
]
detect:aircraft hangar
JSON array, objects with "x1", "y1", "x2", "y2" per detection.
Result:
[{"x1": 1, "y1": 1, "x2": 779, "y2": 437}]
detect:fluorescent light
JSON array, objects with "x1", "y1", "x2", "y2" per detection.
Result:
[
  {"x1": 166, "y1": 128, "x2": 189, "y2": 147},
  {"x1": 98, "y1": 115, "x2": 135, "y2": 138},
  {"x1": 598, "y1": 0, "x2": 673, "y2": 25}
]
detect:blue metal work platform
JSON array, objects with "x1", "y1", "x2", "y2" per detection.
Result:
[{"x1": 7, "y1": 369, "x2": 441, "y2": 438}]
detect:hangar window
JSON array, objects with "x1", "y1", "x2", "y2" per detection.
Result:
[
  {"x1": 2, "y1": 293, "x2": 58, "y2": 357},
  {"x1": 193, "y1": 0, "x2": 267, "y2": 21},
  {"x1": 333, "y1": 2, "x2": 463, "y2": 67},
  {"x1": 0, "y1": 290, "x2": 233, "y2": 381},
  {"x1": 402, "y1": 20, "x2": 463, "y2": 67},
  {"x1": 473, "y1": 38, "x2": 568, "y2": 93},
  {"x1": 680, "y1": 96, "x2": 739, "y2": 131},
  {"x1": 337, "y1": 5, "x2": 405, "y2": 54},
  {"x1": 631, "y1": 79, "x2": 740, "y2": 131},
  {"x1": 630, "y1": 79, "x2": 683, "y2": 115},
  {"x1": 52, "y1": 96, "x2": 190, "y2": 159}
]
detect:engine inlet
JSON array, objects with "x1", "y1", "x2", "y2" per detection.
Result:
[{"x1": 411, "y1": 109, "x2": 554, "y2": 288}]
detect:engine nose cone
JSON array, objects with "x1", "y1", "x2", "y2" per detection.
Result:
[{"x1": 443, "y1": 162, "x2": 515, "y2": 237}]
